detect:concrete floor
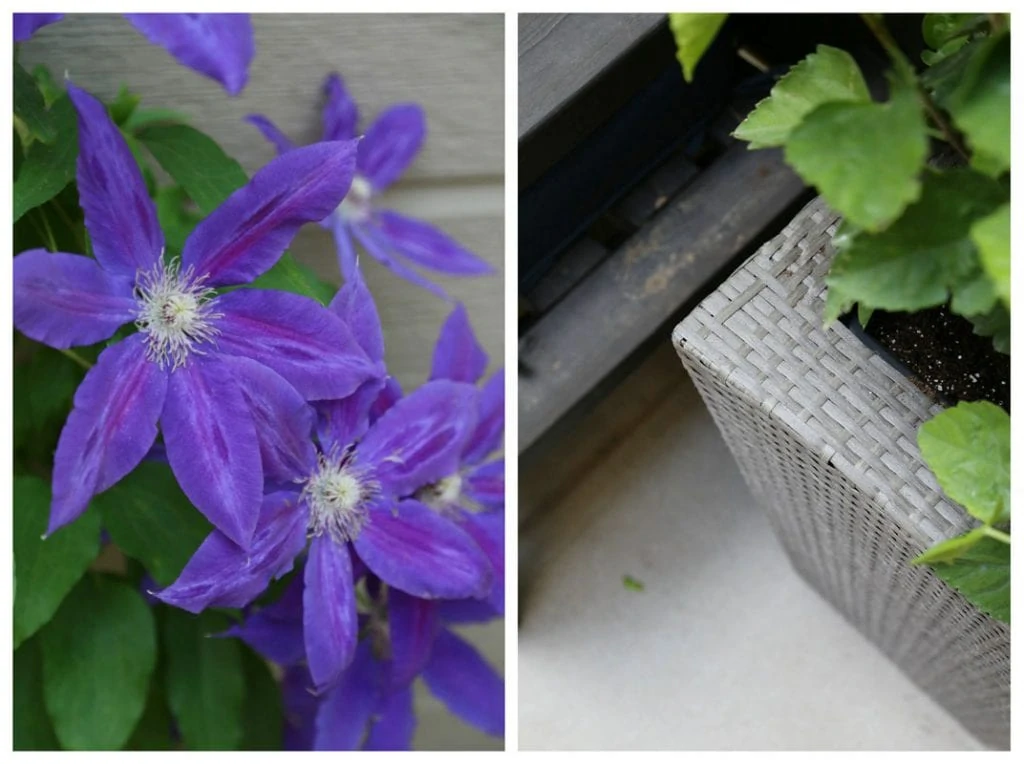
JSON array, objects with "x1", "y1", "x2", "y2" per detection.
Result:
[{"x1": 518, "y1": 343, "x2": 983, "y2": 751}]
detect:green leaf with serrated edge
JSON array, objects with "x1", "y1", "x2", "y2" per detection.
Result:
[
  {"x1": 913, "y1": 526, "x2": 987, "y2": 564},
  {"x1": 13, "y1": 475, "x2": 102, "y2": 649},
  {"x1": 137, "y1": 123, "x2": 247, "y2": 214},
  {"x1": 249, "y1": 254, "x2": 338, "y2": 305},
  {"x1": 669, "y1": 13, "x2": 728, "y2": 83},
  {"x1": 969, "y1": 303, "x2": 1010, "y2": 354},
  {"x1": 946, "y1": 32, "x2": 1010, "y2": 177},
  {"x1": 125, "y1": 682, "x2": 174, "y2": 750},
  {"x1": 921, "y1": 36, "x2": 981, "y2": 105},
  {"x1": 108, "y1": 84, "x2": 142, "y2": 126},
  {"x1": 14, "y1": 61, "x2": 57, "y2": 144},
  {"x1": 918, "y1": 401, "x2": 1009, "y2": 526},
  {"x1": 14, "y1": 637, "x2": 61, "y2": 750},
  {"x1": 927, "y1": 536, "x2": 1009, "y2": 623},
  {"x1": 922, "y1": 14, "x2": 979, "y2": 49},
  {"x1": 239, "y1": 648, "x2": 284, "y2": 750},
  {"x1": 822, "y1": 169, "x2": 1007, "y2": 322},
  {"x1": 41, "y1": 575, "x2": 157, "y2": 750},
  {"x1": 734, "y1": 45, "x2": 871, "y2": 149},
  {"x1": 786, "y1": 74, "x2": 927, "y2": 232},
  {"x1": 96, "y1": 462, "x2": 212, "y2": 587},
  {"x1": 162, "y1": 609, "x2": 245, "y2": 750},
  {"x1": 14, "y1": 93, "x2": 78, "y2": 222},
  {"x1": 971, "y1": 202, "x2": 1009, "y2": 308}
]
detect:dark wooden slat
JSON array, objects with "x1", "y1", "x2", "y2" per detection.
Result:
[
  {"x1": 518, "y1": 13, "x2": 663, "y2": 141},
  {"x1": 518, "y1": 144, "x2": 806, "y2": 452}
]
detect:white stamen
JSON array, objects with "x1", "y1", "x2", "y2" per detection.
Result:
[
  {"x1": 134, "y1": 257, "x2": 221, "y2": 370},
  {"x1": 416, "y1": 473, "x2": 465, "y2": 516},
  {"x1": 303, "y1": 448, "x2": 379, "y2": 544},
  {"x1": 336, "y1": 174, "x2": 374, "y2": 223}
]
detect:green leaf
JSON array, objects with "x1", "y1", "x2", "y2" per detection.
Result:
[
  {"x1": 124, "y1": 107, "x2": 191, "y2": 133},
  {"x1": 969, "y1": 303, "x2": 1010, "y2": 354},
  {"x1": 41, "y1": 575, "x2": 157, "y2": 750},
  {"x1": 13, "y1": 339, "x2": 85, "y2": 466},
  {"x1": 154, "y1": 184, "x2": 202, "y2": 256},
  {"x1": 14, "y1": 61, "x2": 57, "y2": 144},
  {"x1": 137, "y1": 123, "x2": 247, "y2": 214},
  {"x1": 14, "y1": 93, "x2": 78, "y2": 222},
  {"x1": 14, "y1": 637, "x2": 61, "y2": 750},
  {"x1": 949, "y1": 266, "x2": 998, "y2": 318},
  {"x1": 922, "y1": 13, "x2": 979, "y2": 49},
  {"x1": 108, "y1": 84, "x2": 142, "y2": 126},
  {"x1": 734, "y1": 45, "x2": 871, "y2": 149},
  {"x1": 95, "y1": 462, "x2": 212, "y2": 587},
  {"x1": 786, "y1": 74, "x2": 927, "y2": 231},
  {"x1": 946, "y1": 32, "x2": 1010, "y2": 177},
  {"x1": 913, "y1": 526, "x2": 987, "y2": 564},
  {"x1": 921, "y1": 36, "x2": 969, "y2": 67},
  {"x1": 120, "y1": 129, "x2": 158, "y2": 198},
  {"x1": 14, "y1": 475, "x2": 102, "y2": 649},
  {"x1": 31, "y1": 64, "x2": 63, "y2": 107},
  {"x1": 927, "y1": 536, "x2": 1009, "y2": 623},
  {"x1": 971, "y1": 202, "x2": 1009, "y2": 308},
  {"x1": 668, "y1": 13, "x2": 728, "y2": 83},
  {"x1": 249, "y1": 254, "x2": 338, "y2": 304},
  {"x1": 856, "y1": 303, "x2": 874, "y2": 328},
  {"x1": 125, "y1": 683, "x2": 174, "y2": 750},
  {"x1": 918, "y1": 400, "x2": 1009, "y2": 526},
  {"x1": 823, "y1": 169, "x2": 1008, "y2": 321},
  {"x1": 239, "y1": 648, "x2": 283, "y2": 750},
  {"x1": 162, "y1": 609, "x2": 246, "y2": 750}
]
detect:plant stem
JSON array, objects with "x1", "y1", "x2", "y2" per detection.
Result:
[
  {"x1": 860, "y1": 13, "x2": 971, "y2": 163},
  {"x1": 982, "y1": 526, "x2": 1011, "y2": 545},
  {"x1": 60, "y1": 348, "x2": 93, "y2": 370},
  {"x1": 34, "y1": 206, "x2": 59, "y2": 252}
]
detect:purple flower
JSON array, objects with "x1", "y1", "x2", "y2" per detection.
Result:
[
  {"x1": 246, "y1": 72, "x2": 495, "y2": 297},
  {"x1": 155, "y1": 266, "x2": 493, "y2": 692},
  {"x1": 13, "y1": 13, "x2": 254, "y2": 95},
  {"x1": 12, "y1": 83, "x2": 377, "y2": 549}
]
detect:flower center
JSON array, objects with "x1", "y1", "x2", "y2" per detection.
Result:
[
  {"x1": 303, "y1": 450, "x2": 378, "y2": 544},
  {"x1": 337, "y1": 174, "x2": 374, "y2": 223},
  {"x1": 134, "y1": 258, "x2": 221, "y2": 370},
  {"x1": 416, "y1": 473, "x2": 464, "y2": 514}
]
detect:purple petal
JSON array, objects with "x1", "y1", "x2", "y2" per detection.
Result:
[
  {"x1": 313, "y1": 641, "x2": 381, "y2": 750},
  {"x1": 370, "y1": 376, "x2": 404, "y2": 422},
  {"x1": 161, "y1": 355, "x2": 263, "y2": 547},
  {"x1": 351, "y1": 222, "x2": 449, "y2": 299},
  {"x1": 283, "y1": 665, "x2": 318, "y2": 751},
  {"x1": 13, "y1": 13, "x2": 63, "y2": 42},
  {"x1": 327, "y1": 215, "x2": 359, "y2": 282},
  {"x1": 376, "y1": 211, "x2": 495, "y2": 276},
  {"x1": 359, "y1": 380, "x2": 478, "y2": 497},
  {"x1": 430, "y1": 303, "x2": 488, "y2": 384},
  {"x1": 437, "y1": 597, "x2": 500, "y2": 625},
  {"x1": 125, "y1": 13, "x2": 254, "y2": 96},
  {"x1": 245, "y1": 114, "x2": 296, "y2": 155},
  {"x1": 156, "y1": 492, "x2": 307, "y2": 612},
  {"x1": 357, "y1": 104, "x2": 425, "y2": 192},
  {"x1": 322, "y1": 72, "x2": 359, "y2": 142},
  {"x1": 13, "y1": 250, "x2": 135, "y2": 348},
  {"x1": 67, "y1": 84, "x2": 163, "y2": 278},
  {"x1": 387, "y1": 589, "x2": 439, "y2": 689},
  {"x1": 222, "y1": 574, "x2": 305, "y2": 666},
  {"x1": 49, "y1": 335, "x2": 166, "y2": 535},
  {"x1": 461, "y1": 509, "x2": 505, "y2": 614},
  {"x1": 182, "y1": 141, "x2": 357, "y2": 287},
  {"x1": 463, "y1": 369, "x2": 505, "y2": 465},
  {"x1": 354, "y1": 499, "x2": 492, "y2": 600},
  {"x1": 423, "y1": 628, "x2": 504, "y2": 737},
  {"x1": 317, "y1": 379, "x2": 385, "y2": 456},
  {"x1": 214, "y1": 288, "x2": 379, "y2": 401},
  {"x1": 464, "y1": 459, "x2": 505, "y2": 512},
  {"x1": 364, "y1": 687, "x2": 415, "y2": 751},
  {"x1": 304, "y1": 536, "x2": 358, "y2": 692},
  {"x1": 329, "y1": 264, "x2": 384, "y2": 363},
  {"x1": 220, "y1": 355, "x2": 317, "y2": 484}
]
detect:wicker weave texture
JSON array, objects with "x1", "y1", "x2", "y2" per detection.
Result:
[{"x1": 672, "y1": 198, "x2": 1009, "y2": 749}]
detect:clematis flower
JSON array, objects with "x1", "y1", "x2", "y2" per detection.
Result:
[
  {"x1": 246, "y1": 72, "x2": 495, "y2": 297},
  {"x1": 13, "y1": 13, "x2": 254, "y2": 95},
  {"x1": 155, "y1": 266, "x2": 493, "y2": 692},
  {"x1": 12, "y1": 83, "x2": 377, "y2": 548},
  {"x1": 226, "y1": 572, "x2": 504, "y2": 750}
]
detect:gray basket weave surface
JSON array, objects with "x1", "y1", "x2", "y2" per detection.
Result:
[{"x1": 672, "y1": 197, "x2": 1009, "y2": 749}]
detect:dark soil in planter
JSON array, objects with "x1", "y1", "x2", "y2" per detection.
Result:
[{"x1": 861, "y1": 306, "x2": 1010, "y2": 412}]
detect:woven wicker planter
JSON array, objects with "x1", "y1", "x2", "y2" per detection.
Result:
[{"x1": 672, "y1": 198, "x2": 1009, "y2": 749}]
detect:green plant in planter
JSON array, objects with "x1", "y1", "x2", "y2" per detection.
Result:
[{"x1": 671, "y1": 13, "x2": 1010, "y2": 623}]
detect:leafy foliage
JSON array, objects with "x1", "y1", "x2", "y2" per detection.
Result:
[
  {"x1": 927, "y1": 537, "x2": 1010, "y2": 623},
  {"x1": 668, "y1": 13, "x2": 728, "y2": 82}
]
